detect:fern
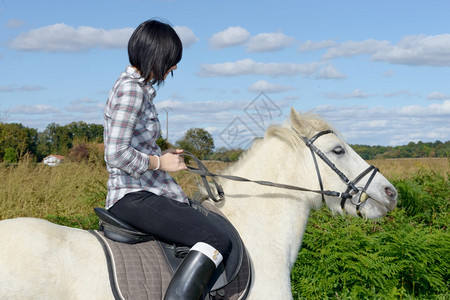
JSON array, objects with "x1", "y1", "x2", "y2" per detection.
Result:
[{"x1": 291, "y1": 170, "x2": 449, "y2": 299}]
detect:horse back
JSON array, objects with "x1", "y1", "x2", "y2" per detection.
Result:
[{"x1": 0, "y1": 218, "x2": 114, "y2": 299}]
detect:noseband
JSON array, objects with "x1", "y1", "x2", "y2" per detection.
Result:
[{"x1": 299, "y1": 129, "x2": 379, "y2": 217}]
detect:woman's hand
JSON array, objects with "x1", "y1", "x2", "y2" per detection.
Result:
[{"x1": 159, "y1": 148, "x2": 187, "y2": 172}]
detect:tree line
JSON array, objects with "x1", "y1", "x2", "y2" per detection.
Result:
[
  {"x1": 0, "y1": 122, "x2": 103, "y2": 163},
  {"x1": 352, "y1": 140, "x2": 450, "y2": 160},
  {"x1": 0, "y1": 121, "x2": 448, "y2": 163}
]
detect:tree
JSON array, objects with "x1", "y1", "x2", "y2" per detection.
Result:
[
  {"x1": 209, "y1": 147, "x2": 243, "y2": 162},
  {"x1": 3, "y1": 147, "x2": 18, "y2": 163},
  {"x1": 156, "y1": 136, "x2": 170, "y2": 151},
  {"x1": 0, "y1": 123, "x2": 38, "y2": 161},
  {"x1": 44, "y1": 122, "x2": 73, "y2": 155},
  {"x1": 175, "y1": 128, "x2": 214, "y2": 160}
]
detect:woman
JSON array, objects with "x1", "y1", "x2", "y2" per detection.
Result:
[{"x1": 103, "y1": 19, "x2": 231, "y2": 300}]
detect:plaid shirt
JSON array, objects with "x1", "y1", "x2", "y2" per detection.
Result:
[{"x1": 103, "y1": 66, "x2": 188, "y2": 209}]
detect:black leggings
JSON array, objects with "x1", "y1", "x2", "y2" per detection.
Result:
[{"x1": 109, "y1": 191, "x2": 231, "y2": 260}]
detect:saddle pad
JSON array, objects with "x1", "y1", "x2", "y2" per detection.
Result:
[
  {"x1": 91, "y1": 200, "x2": 252, "y2": 300},
  {"x1": 91, "y1": 230, "x2": 172, "y2": 300}
]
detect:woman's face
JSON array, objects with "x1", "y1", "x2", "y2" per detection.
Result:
[{"x1": 164, "y1": 65, "x2": 177, "y2": 79}]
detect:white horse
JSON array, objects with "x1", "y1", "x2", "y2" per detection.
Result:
[{"x1": 0, "y1": 109, "x2": 397, "y2": 299}]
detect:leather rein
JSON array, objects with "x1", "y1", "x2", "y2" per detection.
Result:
[{"x1": 183, "y1": 129, "x2": 379, "y2": 217}]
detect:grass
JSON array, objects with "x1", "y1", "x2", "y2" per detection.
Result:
[
  {"x1": 0, "y1": 160, "x2": 107, "y2": 221},
  {"x1": 368, "y1": 157, "x2": 450, "y2": 180}
]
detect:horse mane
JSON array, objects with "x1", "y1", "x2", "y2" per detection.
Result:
[
  {"x1": 222, "y1": 109, "x2": 337, "y2": 175},
  {"x1": 265, "y1": 108, "x2": 336, "y2": 151}
]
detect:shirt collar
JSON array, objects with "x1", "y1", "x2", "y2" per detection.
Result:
[
  {"x1": 125, "y1": 66, "x2": 156, "y2": 96},
  {"x1": 126, "y1": 66, "x2": 145, "y2": 82}
]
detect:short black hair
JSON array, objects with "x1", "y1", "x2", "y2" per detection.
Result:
[{"x1": 128, "y1": 19, "x2": 183, "y2": 86}]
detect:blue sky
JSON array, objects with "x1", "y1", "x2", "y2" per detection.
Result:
[{"x1": 1, "y1": 0, "x2": 449, "y2": 148}]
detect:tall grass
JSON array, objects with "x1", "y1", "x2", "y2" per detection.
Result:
[
  {"x1": 368, "y1": 157, "x2": 450, "y2": 180},
  {"x1": 0, "y1": 160, "x2": 107, "y2": 224},
  {"x1": 0, "y1": 159, "x2": 228, "y2": 226}
]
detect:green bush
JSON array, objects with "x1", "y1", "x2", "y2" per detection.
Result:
[{"x1": 291, "y1": 170, "x2": 449, "y2": 299}]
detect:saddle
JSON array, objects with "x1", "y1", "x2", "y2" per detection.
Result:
[{"x1": 91, "y1": 200, "x2": 252, "y2": 300}]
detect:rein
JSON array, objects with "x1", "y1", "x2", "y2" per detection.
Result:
[
  {"x1": 182, "y1": 152, "x2": 351, "y2": 201},
  {"x1": 182, "y1": 129, "x2": 378, "y2": 217}
]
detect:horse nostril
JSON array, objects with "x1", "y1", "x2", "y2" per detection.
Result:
[{"x1": 385, "y1": 187, "x2": 398, "y2": 200}]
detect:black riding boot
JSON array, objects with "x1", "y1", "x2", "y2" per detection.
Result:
[{"x1": 164, "y1": 242, "x2": 223, "y2": 300}]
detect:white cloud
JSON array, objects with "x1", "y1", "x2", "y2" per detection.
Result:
[
  {"x1": 399, "y1": 100, "x2": 450, "y2": 116},
  {"x1": 323, "y1": 39, "x2": 390, "y2": 59},
  {"x1": 209, "y1": 27, "x2": 295, "y2": 53},
  {"x1": 7, "y1": 19, "x2": 25, "y2": 28},
  {"x1": 9, "y1": 104, "x2": 61, "y2": 115},
  {"x1": 8, "y1": 23, "x2": 198, "y2": 52},
  {"x1": 382, "y1": 70, "x2": 395, "y2": 77},
  {"x1": 0, "y1": 84, "x2": 45, "y2": 92},
  {"x1": 66, "y1": 99, "x2": 103, "y2": 113},
  {"x1": 209, "y1": 26, "x2": 250, "y2": 49},
  {"x1": 316, "y1": 64, "x2": 346, "y2": 79},
  {"x1": 371, "y1": 34, "x2": 450, "y2": 66},
  {"x1": 321, "y1": 34, "x2": 450, "y2": 67},
  {"x1": 298, "y1": 39, "x2": 336, "y2": 52},
  {"x1": 174, "y1": 26, "x2": 199, "y2": 48},
  {"x1": 9, "y1": 23, "x2": 133, "y2": 52},
  {"x1": 246, "y1": 32, "x2": 295, "y2": 52},
  {"x1": 313, "y1": 100, "x2": 450, "y2": 145},
  {"x1": 426, "y1": 91, "x2": 450, "y2": 100},
  {"x1": 199, "y1": 58, "x2": 319, "y2": 77},
  {"x1": 384, "y1": 90, "x2": 420, "y2": 98},
  {"x1": 324, "y1": 89, "x2": 372, "y2": 99},
  {"x1": 248, "y1": 80, "x2": 294, "y2": 93},
  {"x1": 156, "y1": 99, "x2": 247, "y2": 114}
]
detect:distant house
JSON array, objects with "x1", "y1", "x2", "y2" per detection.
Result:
[{"x1": 43, "y1": 154, "x2": 65, "y2": 167}]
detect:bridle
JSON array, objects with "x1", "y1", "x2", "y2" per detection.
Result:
[
  {"x1": 184, "y1": 129, "x2": 379, "y2": 218},
  {"x1": 298, "y1": 129, "x2": 379, "y2": 217}
]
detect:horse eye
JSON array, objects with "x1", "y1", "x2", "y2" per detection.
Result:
[{"x1": 332, "y1": 146, "x2": 345, "y2": 155}]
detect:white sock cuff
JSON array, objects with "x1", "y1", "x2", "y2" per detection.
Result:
[{"x1": 190, "y1": 242, "x2": 223, "y2": 267}]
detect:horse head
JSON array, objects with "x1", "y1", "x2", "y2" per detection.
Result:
[{"x1": 288, "y1": 108, "x2": 397, "y2": 219}]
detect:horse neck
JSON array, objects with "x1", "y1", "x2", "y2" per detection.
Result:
[{"x1": 216, "y1": 136, "x2": 317, "y2": 272}]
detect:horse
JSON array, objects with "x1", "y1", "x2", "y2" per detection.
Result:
[{"x1": 0, "y1": 108, "x2": 397, "y2": 299}]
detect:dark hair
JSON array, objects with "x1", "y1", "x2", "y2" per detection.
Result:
[{"x1": 128, "y1": 20, "x2": 183, "y2": 86}]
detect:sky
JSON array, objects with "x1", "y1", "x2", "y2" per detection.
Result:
[{"x1": 1, "y1": 0, "x2": 449, "y2": 149}]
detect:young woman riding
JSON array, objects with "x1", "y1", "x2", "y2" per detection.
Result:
[{"x1": 103, "y1": 19, "x2": 231, "y2": 300}]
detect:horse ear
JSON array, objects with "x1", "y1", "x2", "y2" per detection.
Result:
[{"x1": 290, "y1": 107, "x2": 303, "y2": 133}]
